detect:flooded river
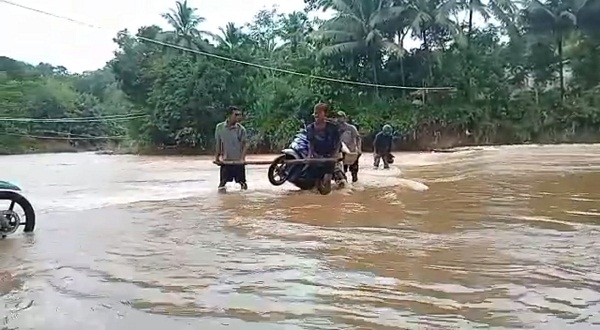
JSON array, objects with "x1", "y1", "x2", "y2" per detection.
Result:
[{"x1": 2, "y1": 144, "x2": 600, "y2": 329}]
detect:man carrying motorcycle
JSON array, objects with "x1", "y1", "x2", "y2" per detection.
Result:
[
  {"x1": 306, "y1": 103, "x2": 343, "y2": 188},
  {"x1": 335, "y1": 111, "x2": 361, "y2": 182}
]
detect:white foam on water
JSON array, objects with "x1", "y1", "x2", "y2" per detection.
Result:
[
  {"x1": 396, "y1": 178, "x2": 429, "y2": 191},
  {"x1": 2, "y1": 152, "x2": 447, "y2": 212},
  {"x1": 32, "y1": 181, "x2": 215, "y2": 213}
]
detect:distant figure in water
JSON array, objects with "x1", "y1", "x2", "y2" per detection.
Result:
[
  {"x1": 214, "y1": 106, "x2": 248, "y2": 192},
  {"x1": 373, "y1": 124, "x2": 393, "y2": 169}
]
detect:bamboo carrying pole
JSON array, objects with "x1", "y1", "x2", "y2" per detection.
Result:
[{"x1": 213, "y1": 158, "x2": 341, "y2": 166}]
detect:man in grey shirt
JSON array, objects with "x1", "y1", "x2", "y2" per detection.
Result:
[
  {"x1": 336, "y1": 111, "x2": 362, "y2": 182},
  {"x1": 214, "y1": 106, "x2": 248, "y2": 192}
]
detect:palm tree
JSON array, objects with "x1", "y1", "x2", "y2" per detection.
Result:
[
  {"x1": 390, "y1": 0, "x2": 457, "y2": 86},
  {"x1": 437, "y1": 0, "x2": 517, "y2": 45},
  {"x1": 314, "y1": 0, "x2": 405, "y2": 92},
  {"x1": 575, "y1": 0, "x2": 600, "y2": 38},
  {"x1": 524, "y1": 0, "x2": 577, "y2": 99},
  {"x1": 278, "y1": 12, "x2": 312, "y2": 53},
  {"x1": 160, "y1": 0, "x2": 213, "y2": 53},
  {"x1": 414, "y1": 0, "x2": 515, "y2": 100},
  {"x1": 214, "y1": 22, "x2": 246, "y2": 51},
  {"x1": 305, "y1": 0, "x2": 335, "y2": 11},
  {"x1": 397, "y1": 0, "x2": 456, "y2": 50}
]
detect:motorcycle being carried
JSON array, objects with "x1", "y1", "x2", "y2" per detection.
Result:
[
  {"x1": 267, "y1": 127, "x2": 348, "y2": 195},
  {"x1": 0, "y1": 181, "x2": 35, "y2": 238}
]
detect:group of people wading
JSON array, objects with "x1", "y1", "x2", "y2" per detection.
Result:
[{"x1": 214, "y1": 103, "x2": 394, "y2": 192}]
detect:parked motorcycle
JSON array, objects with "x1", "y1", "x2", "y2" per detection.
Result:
[
  {"x1": 267, "y1": 126, "x2": 347, "y2": 195},
  {"x1": 0, "y1": 181, "x2": 35, "y2": 238}
]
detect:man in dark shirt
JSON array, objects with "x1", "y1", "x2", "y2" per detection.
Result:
[
  {"x1": 373, "y1": 124, "x2": 393, "y2": 169},
  {"x1": 306, "y1": 103, "x2": 341, "y2": 180}
]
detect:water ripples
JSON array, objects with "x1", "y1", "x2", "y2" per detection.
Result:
[{"x1": 2, "y1": 146, "x2": 600, "y2": 328}]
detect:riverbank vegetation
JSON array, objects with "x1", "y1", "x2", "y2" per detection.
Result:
[
  {"x1": 2, "y1": 0, "x2": 600, "y2": 154},
  {"x1": 0, "y1": 57, "x2": 133, "y2": 154}
]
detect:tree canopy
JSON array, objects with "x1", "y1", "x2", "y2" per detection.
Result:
[{"x1": 2, "y1": 0, "x2": 600, "y2": 154}]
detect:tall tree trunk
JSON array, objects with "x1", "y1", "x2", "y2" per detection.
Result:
[
  {"x1": 466, "y1": 6, "x2": 474, "y2": 101},
  {"x1": 400, "y1": 58, "x2": 406, "y2": 96},
  {"x1": 399, "y1": 30, "x2": 407, "y2": 97},
  {"x1": 372, "y1": 55, "x2": 380, "y2": 99},
  {"x1": 557, "y1": 36, "x2": 565, "y2": 100},
  {"x1": 422, "y1": 30, "x2": 433, "y2": 85},
  {"x1": 468, "y1": 6, "x2": 474, "y2": 47}
]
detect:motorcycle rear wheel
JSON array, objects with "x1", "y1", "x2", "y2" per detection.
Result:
[{"x1": 0, "y1": 191, "x2": 35, "y2": 233}]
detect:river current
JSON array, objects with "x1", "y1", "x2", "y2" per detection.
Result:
[{"x1": 1, "y1": 144, "x2": 600, "y2": 329}]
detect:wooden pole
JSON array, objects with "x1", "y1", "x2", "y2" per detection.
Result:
[{"x1": 213, "y1": 157, "x2": 341, "y2": 166}]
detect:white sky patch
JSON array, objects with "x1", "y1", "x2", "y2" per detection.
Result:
[{"x1": 0, "y1": 0, "x2": 486, "y2": 73}]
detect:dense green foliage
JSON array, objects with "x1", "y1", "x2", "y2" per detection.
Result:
[
  {"x1": 0, "y1": 57, "x2": 133, "y2": 153},
  {"x1": 2, "y1": 0, "x2": 600, "y2": 153}
]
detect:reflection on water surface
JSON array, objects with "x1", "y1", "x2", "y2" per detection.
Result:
[{"x1": 2, "y1": 144, "x2": 600, "y2": 329}]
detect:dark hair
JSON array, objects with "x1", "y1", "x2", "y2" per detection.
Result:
[
  {"x1": 227, "y1": 106, "x2": 242, "y2": 114},
  {"x1": 313, "y1": 103, "x2": 329, "y2": 113}
]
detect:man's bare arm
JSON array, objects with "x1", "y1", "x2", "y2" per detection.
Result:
[
  {"x1": 333, "y1": 124, "x2": 342, "y2": 156},
  {"x1": 214, "y1": 125, "x2": 222, "y2": 161},
  {"x1": 373, "y1": 133, "x2": 379, "y2": 154},
  {"x1": 306, "y1": 125, "x2": 315, "y2": 157},
  {"x1": 240, "y1": 126, "x2": 248, "y2": 160},
  {"x1": 354, "y1": 126, "x2": 362, "y2": 153}
]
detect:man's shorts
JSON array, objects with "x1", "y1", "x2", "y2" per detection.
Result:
[{"x1": 219, "y1": 165, "x2": 246, "y2": 186}]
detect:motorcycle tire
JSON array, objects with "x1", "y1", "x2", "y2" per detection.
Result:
[
  {"x1": 268, "y1": 155, "x2": 290, "y2": 186},
  {"x1": 0, "y1": 191, "x2": 35, "y2": 232},
  {"x1": 316, "y1": 174, "x2": 332, "y2": 195},
  {"x1": 294, "y1": 181, "x2": 315, "y2": 191}
]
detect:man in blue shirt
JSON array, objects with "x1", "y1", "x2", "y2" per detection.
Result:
[{"x1": 306, "y1": 103, "x2": 341, "y2": 182}]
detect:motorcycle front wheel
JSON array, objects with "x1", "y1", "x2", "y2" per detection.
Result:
[
  {"x1": 0, "y1": 191, "x2": 36, "y2": 233},
  {"x1": 316, "y1": 174, "x2": 332, "y2": 195},
  {"x1": 268, "y1": 155, "x2": 290, "y2": 186}
]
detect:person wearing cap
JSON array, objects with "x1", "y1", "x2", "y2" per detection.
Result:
[
  {"x1": 373, "y1": 124, "x2": 393, "y2": 169},
  {"x1": 336, "y1": 111, "x2": 361, "y2": 182}
]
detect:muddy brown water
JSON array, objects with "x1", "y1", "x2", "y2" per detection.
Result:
[{"x1": 1, "y1": 144, "x2": 600, "y2": 329}]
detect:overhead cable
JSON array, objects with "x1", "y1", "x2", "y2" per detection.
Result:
[{"x1": 0, "y1": 0, "x2": 456, "y2": 91}]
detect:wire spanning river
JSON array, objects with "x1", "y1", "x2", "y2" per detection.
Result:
[{"x1": 2, "y1": 145, "x2": 600, "y2": 329}]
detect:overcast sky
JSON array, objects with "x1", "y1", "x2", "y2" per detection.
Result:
[
  {"x1": 0, "y1": 0, "x2": 473, "y2": 74},
  {"x1": 0, "y1": 0, "x2": 324, "y2": 72}
]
